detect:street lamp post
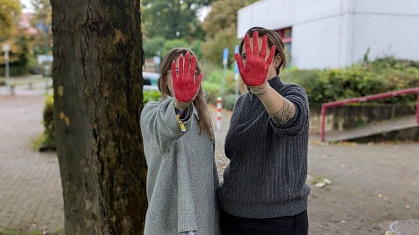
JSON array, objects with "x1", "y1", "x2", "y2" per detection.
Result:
[{"x1": 2, "y1": 44, "x2": 10, "y2": 94}]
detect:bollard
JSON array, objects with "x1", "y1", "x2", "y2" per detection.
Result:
[
  {"x1": 216, "y1": 97, "x2": 222, "y2": 130},
  {"x1": 10, "y1": 85, "x2": 15, "y2": 95},
  {"x1": 28, "y1": 82, "x2": 33, "y2": 90}
]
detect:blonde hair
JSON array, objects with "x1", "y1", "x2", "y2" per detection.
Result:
[
  {"x1": 239, "y1": 26, "x2": 287, "y2": 74},
  {"x1": 158, "y1": 48, "x2": 214, "y2": 143}
]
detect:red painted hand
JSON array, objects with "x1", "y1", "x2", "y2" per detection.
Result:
[
  {"x1": 234, "y1": 31, "x2": 276, "y2": 87},
  {"x1": 172, "y1": 52, "x2": 203, "y2": 103}
]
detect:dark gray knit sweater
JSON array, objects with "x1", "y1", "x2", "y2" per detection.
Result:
[{"x1": 219, "y1": 76, "x2": 311, "y2": 218}]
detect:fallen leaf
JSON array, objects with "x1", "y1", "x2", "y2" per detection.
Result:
[{"x1": 315, "y1": 182, "x2": 326, "y2": 188}]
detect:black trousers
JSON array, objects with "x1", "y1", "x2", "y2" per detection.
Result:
[{"x1": 220, "y1": 209, "x2": 309, "y2": 235}]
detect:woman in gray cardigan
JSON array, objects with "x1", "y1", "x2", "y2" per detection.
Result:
[{"x1": 141, "y1": 48, "x2": 220, "y2": 235}]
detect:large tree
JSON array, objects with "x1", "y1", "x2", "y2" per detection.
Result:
[
  {"x1": 142, "y1": 0, "x2": 213, "y2": 41},
  {"x1": 51, "y1": 0, "x2": 147, "y2": 234}
]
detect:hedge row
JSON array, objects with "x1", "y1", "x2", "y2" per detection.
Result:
[{"x1": 281, "y1": 57, "x2": 419, "y2": 104}]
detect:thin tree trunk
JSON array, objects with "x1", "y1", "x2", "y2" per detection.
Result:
[{"x1": 51, "y1": 0, "x2": 147, "y2": 234}]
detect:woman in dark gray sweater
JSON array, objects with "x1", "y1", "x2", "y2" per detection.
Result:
[{"x1": 219, "y1": 27, "x2": 310, "y2": 234}]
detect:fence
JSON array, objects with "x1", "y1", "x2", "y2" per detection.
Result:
[{"x1": 321, "y1": 87, "x2": 419, "y2": 142}]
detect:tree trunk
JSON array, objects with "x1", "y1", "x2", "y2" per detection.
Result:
[{"x1": 51, "y1": 0, "x2": 147, "y2": 234}]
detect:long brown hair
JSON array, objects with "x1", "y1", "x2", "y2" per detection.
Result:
[
  {"x1": 239, "y1": 26, "x2": 287, "y2": 75},
  {"x1": 158, "y1": 48, "x2": 214, "y2": 143}
]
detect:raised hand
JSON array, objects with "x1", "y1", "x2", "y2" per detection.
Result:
[
  {"x1": 172, "y1": 52, "x2": 203, "y2": 103},
  {"x1": 234, "y1": 31, "x2": 276, "y2": 87}
]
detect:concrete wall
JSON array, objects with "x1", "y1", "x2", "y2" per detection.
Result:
[
  {"x1": 237, "y1": 0, "x2": 295, "y2": 38},
  {"x1": 351, "y1": 0, "x2": 419, "y2": 64},
  {"x1": 309, "y1": 104, "x2": 417, "y2": 133},
  {"x1": 237, "y1": 0, "x2": 419, "y2": 69}
]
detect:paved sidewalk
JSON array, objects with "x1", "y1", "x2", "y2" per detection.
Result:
[{"x1": 0, "y1": 94, "x2": 63, "y2": 232}]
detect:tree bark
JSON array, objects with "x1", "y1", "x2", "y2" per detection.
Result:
[{"x1": 51, "y1": 0, "x2": 147, "y2": 234}]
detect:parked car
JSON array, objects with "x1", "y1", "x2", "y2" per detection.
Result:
[{"x1": 143, "y1": 72, "x2": 160, "y2": 91}]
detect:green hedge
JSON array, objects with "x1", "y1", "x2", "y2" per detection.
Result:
[
  {"x1": 281, "y1": 57, "x2": 419, "y2": 104},
  {"x1": 37, "y1": 95, "x2": 55, "y2": 151},
  {"x1": 200, "y1": 57, "x2": 419, "y2": 109}
]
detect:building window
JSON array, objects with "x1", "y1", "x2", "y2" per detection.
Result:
[{"x1": 276, "y1": 27, "x2": 292, "y2": 67}]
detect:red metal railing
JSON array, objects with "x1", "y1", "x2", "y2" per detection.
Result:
[{"x1": 321, "y1": 87, "x2": 419, "y2": 142}]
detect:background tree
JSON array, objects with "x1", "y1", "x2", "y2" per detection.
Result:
[
  {"x1": 30, "y1": 0, "x2": 51, "y2": 24},
  {"x1": 201, "y1": 0, "x2": 257, "y2": 66},
  {"x1": 30, "y1": 0, "x2": 52, "y2": 55},
  {"x1": 0, "y1": 0, "x2": 21, "y2": 40},
  {"x1": 142, "y1": 0, "x2": 213, "y2": 41},
  {"x1": 51, "y1": 0, "x2": 147, "y2": 234}
]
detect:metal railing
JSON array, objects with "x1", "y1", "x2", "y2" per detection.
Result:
[{"x1": 321, "y1": 87, "x2": 419, "y2": 142}]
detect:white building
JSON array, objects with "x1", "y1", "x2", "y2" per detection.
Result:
[{"x1": 237, "y1": 0, "x2": 419, "y2": 69}]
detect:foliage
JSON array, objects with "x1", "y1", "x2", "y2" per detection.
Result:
[
  {"x1": 143, "y1": 90, "x2": 161, "y2": 103},
  {"x1": 143, "y1": 37, "x2": 204, "y2": 66},
  {"x1": 30, "y1": 0, "x2": 52, "y2": 25},
  {"x1": 142, "y1": 0, "x2": 213, "y2": 41},
  {"x1": 281, "y1": 57, "x2": 419, "y2": 104},
  {"x1": 190, "y1": 39, "x2": 204, "y2": 60},
  {"x1": 38, "y1": 95, "x2": 55, "y2": 151},
  {"x1": 201, "y1": 66, "x2": 237, "y2": 104},
  {"x1": 200, "y1": 56, "x2": 419, "y2": 110},
  {"x1": 143, "y1": 36, "x2": 165, "y2": 58},
  {"x1": 0, "y1": 0, "x2": 22, "y2": 40},
  {"x1": 162, "y1": 39, "x2": 190, "y2": 56},
  {"x1": 202, "y1": 29, "x2": 239, "y2": 67},
  {"x1": 222, "y1": 94, "x2": 237, "y2": 111},
  {"x1": 28, "y1": 0, "x2": 52, "y2": 60},
  {"x1": 201, "y1": 0, "x2": 247, "y2": 39},
  {"x1": 0, "y1": 36, "x2": 36, "y2": 75},
  {"x1": 201, "y1": 0, "x2": 257, "y2": 67}
]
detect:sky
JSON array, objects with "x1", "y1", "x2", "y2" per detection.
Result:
[{"x1": 20, "y1": 0, "x2": 34, "y2": 13}]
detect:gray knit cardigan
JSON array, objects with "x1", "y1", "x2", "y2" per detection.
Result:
[
  {"x1": 140, "y1": 97, "x2": 220, "y2": 235},
  {"x1": 219, "y1": 76, "x2": 311, "y2": 218}
]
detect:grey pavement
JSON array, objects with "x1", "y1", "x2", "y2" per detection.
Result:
[
  {"x1": 1, "y1": 79, "x2": 419, "y2": 234},
  {"x1": 0, "y1": 89, "x2": 63, "y2": 232}
]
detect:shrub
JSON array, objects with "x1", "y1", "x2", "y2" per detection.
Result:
[
  {"x1": 222, "y1": 94, "x2": 237, "y2": 111},
  {"x1": 143, "y1": 90, "x2": 161, "y2": 103},
  {"x1": 281, "y1": 57, "x2": 419, "y2": 105},
  {"x1": 202, "y1": 67, "x2": 237, "y2": 106},
  {"x1": 38, "y1": 95, "x2": 55, "y2": 151}
]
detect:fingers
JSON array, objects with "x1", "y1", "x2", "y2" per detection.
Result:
[
  {"x1": 234, "y1": 53, "x2": 245, "y2": 74},
  {"x1": 244, "y1": 34, "x2": 251, "y2": 58},
  {"x1": 171, "y1": 61, "x2": 177, "y2": 79},
  {"x1": 178, "y1": 54, "x2": 184, "y2": 81},
  {"x1": 252, "y1": 31, "x2": 258, "y2": 56},
  {"x1": 190, "y1": 54, "x2": 197, "y2": 83},
  {"x1": 266, "y1": 45, "x2": 276, "y2": 65},
  {"x1": 260, "y1": 35, "x2": 267, "y2": 59},
  {"x1": 184, "y1": 52, "x2": 190, "y2": 80}
]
